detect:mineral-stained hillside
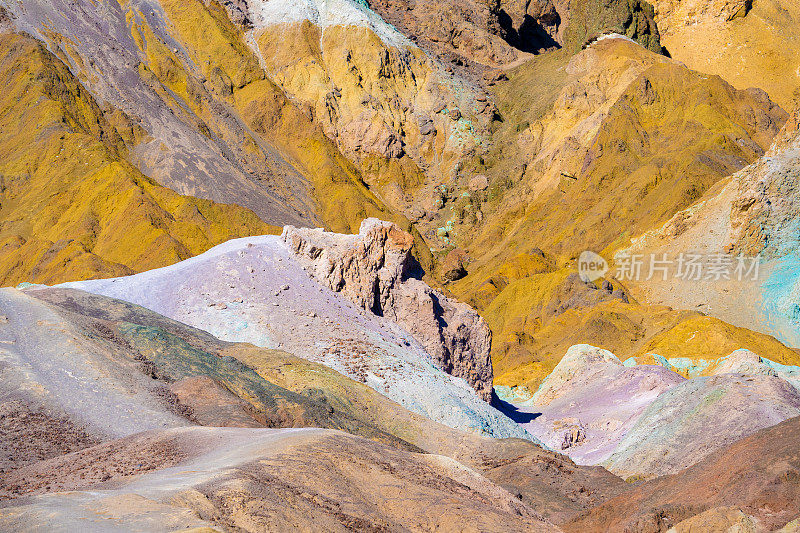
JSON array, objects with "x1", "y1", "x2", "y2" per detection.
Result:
[
  {"x1": 439, "y1": 35, "x2": 789, "y2": 391},
  {"x1": 499, "y1": 344, "x2": 800, "y2": 479},
  {"x1": 450, "y1": 37, "x2": 785, "y2": 277},
  {"x1": 623, "y1": 110, "x2": 800, "y2": 350},
  {"x1": 0, "y1": 32, "x2": 274, "y2": 286},
  {"x1": 0, "y1": 0, "x2": 421, "y2": 286},
  {"x1": 651, "y1": 0, "x2": 800, "y2": 110},
  {"x1": 1, "y1": 0, "x2": 800, "y2": 528}
]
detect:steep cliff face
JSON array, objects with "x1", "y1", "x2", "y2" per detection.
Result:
[
  {"x1": 367, "y1": 0, "x2": 558, "y2": 69},
  {"x1": 367, "y1": 0, "x2": 662, "y2": 71},
  {"x1": 283, "y1": 219, "x2": 494, "y2": 401},
  {"x1": 57, "y1": 230, "x2": 515, "y2": 433}
]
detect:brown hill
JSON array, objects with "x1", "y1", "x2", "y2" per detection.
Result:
[{"x1": 567, "y1": 414, "x2": 800, "y2": 531}]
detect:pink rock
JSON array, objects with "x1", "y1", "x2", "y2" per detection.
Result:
[{"x1": 282, "y1": 219, "x2": 494, "y2": 401}]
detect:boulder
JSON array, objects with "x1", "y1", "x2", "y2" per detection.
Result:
[
  {"x1": 469, "y1": 174, "x2": 489, "y2": 191},
  {"x1": 442, "y1": 248, "x2": 469, "y2": 281},
  {"x1": 418, "y1": 116, "x2": 436, "y2": 136}
]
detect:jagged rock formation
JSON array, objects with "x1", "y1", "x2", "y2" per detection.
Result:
[
  {"x1": 367, "y1": 0, "x2": 557, "y2": 69},
  {"x1": 283, "y1": 219, "x2": 494, "y2": 401},
  {"x1": 652, "y1": 0, "x2": 753, "y2": 30},
  {"x1": 217, "y1": 0, "x2": 253, "y2": 27},
  {"x1": 57, "y1": 232, "x2": 512, "y2": 434}
]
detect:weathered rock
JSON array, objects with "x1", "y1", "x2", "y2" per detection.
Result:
[
  {"x1": 442, "y1": 248, "x2": 469, "y2": 281},
  {"x1": 469, "y1": 174, "x2": 490, "y2": 192},
  {"x1": 283, "y1": 219, "x2": 494, "y2": 401},
  {"x1": 418, "y1": 116, "x2": 436, "y2": 136},
  {"x1": 217, "y1": 0, "x2": 253, "y2": 27},
  {"x1": 558, "y1": 419, "x2": 587, "y2": 450}
]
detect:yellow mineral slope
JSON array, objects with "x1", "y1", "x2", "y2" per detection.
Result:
[
  {"x1": 123, "y1": 0, "x2": 400, "y2": 235},
  {"x1": 444, "y1": 37, "x2": 791, "y2": 391},
  {"x1": 652, "y1": 0, "x2": 800, "y2": 110},
  {"x1": 0, "y1": 32, "x2": 275, "y2": 286}
]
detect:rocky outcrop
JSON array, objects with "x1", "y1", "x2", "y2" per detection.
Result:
[
  {"x1": 442, "y1": 248, "x2": 469, "y2": 281},
  {"x1": 56, "y1": 233, "x2": 522, "y2": 437},
  {"x1": 651, "y1": 0, "x2": 752, "y2": 32},
  {"x1": 217, "y1": 0, "x2": 253, "y2": 28},
  {"x1": 283, "y1": 219, "x2": 494, "y2": 401},
  {"x1": 729, "y1": 110, "x2": 800, "y2": 259},
  {"x1": 368, "y1": 0, "x2": 662, "y2": 70}
]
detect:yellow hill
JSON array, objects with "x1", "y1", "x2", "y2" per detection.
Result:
[
  {"x1": 0, "y1": 32, "x2": 275, "y2": 286},
  {"x1": 652, "y1": 0, "x2": 800, "y2": 110}
]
